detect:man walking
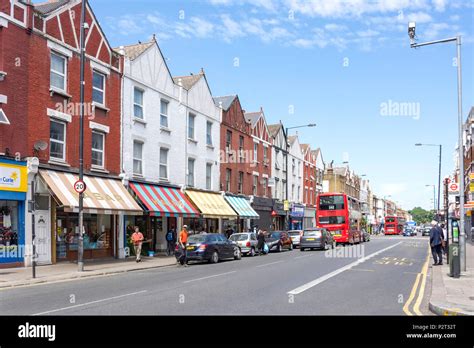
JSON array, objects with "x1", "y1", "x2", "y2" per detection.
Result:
[
  {"x1": 429, "y1": 220, "x2": 444, "y2": 266},
  {"x1": 131, "y1": 226, "x2": 144, "y2": 263},
  {"x1": 178, "y1": 225, "x2": 189, "y2": 267},
  {"x1": 166, "y1": 228, "x2": 176, "y2": 256}
]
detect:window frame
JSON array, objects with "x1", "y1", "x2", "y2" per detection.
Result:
[
  {"x1": 49, "y1": 119, "x2": 67, "y2": 161},
  {"x1": 91, "y1": 131, "x2": 105, "y2": 168},
  {"x1": 160, "y1": 99, "x2": 169, "y2": 128},
  {"x1": 206, "y1": 163, "x2": 212, "y2": 190},
  {"x1": 133, "y1": 140, "x2": 144, "y2": 176},
  {"x1": 238, "y1": 171, "x2": 244, "y2": 194},
  {"x1": 253, "y1": 142, "x2": 258, "y2": 163},
  {"x1": 206, "y1": 121, "x2": 213, "y2": 146},
  {"x1": 187, "y1": 158, "x2": 195, "y2": 187},
  {"x1": 253, "y1": 175, "x2": 258, "y2": 196},
  {"x1": 133, "y1": 87, "x2": 145, "y2": 120},
  {"x1": 159, "y1": 147, "x2": 169, "y2": 180},
  {"x1": 92, "y1": 70, "x2": 106, "y2": 106},
  {"x1": 188, "y1": 113, "x2": 196, "y2": 139},
  {"x1": 50, "y1": 52, "x2": 67, "y2": 92}
]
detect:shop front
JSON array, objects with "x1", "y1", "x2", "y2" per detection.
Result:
[
  {"x1": 0, "y1": 158, "x2": 27, "y2": 268},
  {"x1": 303, "y1": 206, "x2": 316, "y2": 229},
  {"x1": 251, "y1": 196, "x2": 273, "y2": 231},
  {"x1": 271, "y1": 200, "x2": 286, "y2": 231},
  {"x1": 39, "y1": 170, "x2": 143, "y2": 262},
  {"x1": 224, "y1": 194, "x2": 259, "y2": 233},
  {"x1": 185, "y1": 189, "x2": 237, "y2": 234},
  {"x1": 128, "y1": 182, "x2": 200, "y2": 252},
  {"x1": 290, "y1": 203, "x2": 305, "y2": 230}
]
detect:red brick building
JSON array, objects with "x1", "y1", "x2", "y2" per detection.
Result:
[
  {"x1": 301, "y1": 144, "x2": 317, "y2": 207},
  {"x1": 214, "y1": 95, "x2": 254, "y2": 195}
]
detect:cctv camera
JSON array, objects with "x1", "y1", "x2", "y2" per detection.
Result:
[{"x1": 408, "y1": 21, "x2": 416, "y2": 40}]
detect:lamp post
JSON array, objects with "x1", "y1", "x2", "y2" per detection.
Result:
[
  {"x1": 416, "y1": 143, "x2": 442, "y2": 219},
  {"x1": 77, "y1": 0, "x2": 87, "y2": 272},
  {"x1": 426, "y1": 184, "x2": 436, "y2": 213},
  {"x1": 285, "y1": 123, "x2": 316, "y2": 230},
  {"x1": 408, "y1": 23, "x2": 465, "y2": 271}
]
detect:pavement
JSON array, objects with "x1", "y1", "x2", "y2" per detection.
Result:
[
  {"x1": 0, "y1": 236, "x2": 436, "y2": 315},
  {"x1": 428, "y1": 241, "x2": 474, "y2": 316},
  {"x1": 0, "y1": 254, "x2": 177, "y2": 289}
]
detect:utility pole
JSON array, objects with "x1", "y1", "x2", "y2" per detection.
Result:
[{"x1": 77, "y1": 0, "x2": 87, "y2": 272}]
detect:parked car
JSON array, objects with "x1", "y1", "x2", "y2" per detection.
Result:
[
  {"x1": 288, "y1": 230, "x2": 303, "y2": 248},
  {"x1": 300, "y1": 228, "x2": 335, "y2": 251},
  {"x1": 229, "y1": 232, "x2": 258, "y2": 256},
  {"x1": 175, "y1": 233, "x2": 241, "y2": 264},
  {"x1": 264, "y1": 231, "x2": 293, "y2": 252},
  {"x1": 422, "y1": 227, "x2": 431, "y2": 236},
  {"x1": 361, "y1": 229, "x2": 370, "y2": 242}
]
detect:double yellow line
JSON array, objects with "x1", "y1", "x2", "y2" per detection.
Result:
[{"x1": 403, "y1": 249, "x2": 430, "y2": 315}]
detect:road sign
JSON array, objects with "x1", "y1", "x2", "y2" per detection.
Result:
[
  {"x1": 448, "y1": 182, "x2": 459, "y2": 195},
  {"x1": 74, "y1": 180, "x2": 86, "y2": 194}
]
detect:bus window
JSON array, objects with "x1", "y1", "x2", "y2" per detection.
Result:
[{"x1": 319, "y1": 195, "x2": 344, "y2": 210}]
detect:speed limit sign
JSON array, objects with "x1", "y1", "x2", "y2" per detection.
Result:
[{"x1": 74, "y1": 180, "x2": 87, "y2": 194}]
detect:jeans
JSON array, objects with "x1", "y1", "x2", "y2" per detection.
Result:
[
  {"x1": 134, "y1": 243, "x2": 142, "y2": 261},
  {"x1": 179, "y1": 245, "x2": 187, "y2": 265},
  {"x1": 431, "y1": 244, "x2": 443, "y2": 264},
  {"x1": 167, "y1": 241, "x2": 175, "y2": 256}
]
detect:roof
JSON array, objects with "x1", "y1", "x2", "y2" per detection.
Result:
[
  {"x1": 115, "y1": 40, "x2": 155, "y2": 60},
  {"x1": 173, "y1": 71, "x2": 204, "y2": 90},
  {"x1": 34, "y1": 0, "x2": 70, "y2": 15},
  {"x1": 288, "y1": 135, "x2": 297, "y2": 145},
  {"x1": 300, "y1": 144, "x2": 310, "y2": 153},
  {"x1": 268, "y1": 124, "x2": 282, "y2": 137},
  {"x1": 244, "y1": 111, "x2": 262, "y2": 127},
  {"x1": 333, "y1": 166, "x2": 348, "y2": 176},
  {"x1": 311, "y1": 148, "x2": 321, "y2": 158},
  {"x1": 213, "y1": 95, "x2": 236, "y2": 111}
]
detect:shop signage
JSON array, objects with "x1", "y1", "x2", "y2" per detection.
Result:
[
  {"x1": 291, "y1": 203, "x2": 305, "y2": 218},
  {"x1": 0, "y1": 160, "x2": 27, "y2": 192},
  {"x1": 267, "y1": 178, "x2": 276, "y2": 187},
  {"x1": 283, "y1": 200, "x2": 290, "y2": 211}
]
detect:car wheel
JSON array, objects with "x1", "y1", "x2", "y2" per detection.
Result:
[
  {"x1": 289, "y1": 243, "x2": 293, "y2": 251},
  {"x1": 209, "y1": 251, "x2": 219, "y2": 264},
  {"x1": 234, "y1": 247, "x2": 242, "y2": 260},
  {"x1": 277, "y1": 243, "x2": 282, "y2": 252},
  {"x1": 300, "y1": 247, "x2": 305, "y2": 252},
  {"x1": 250, "y1": 247, "x2": 256, "y2": 257}
]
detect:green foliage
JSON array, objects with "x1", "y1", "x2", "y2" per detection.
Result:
[{"x1": 409, "y1": 207, "x2": 434, "y2": 224}]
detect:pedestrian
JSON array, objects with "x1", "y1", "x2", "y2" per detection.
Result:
[
  {"x1": 166, "y1": 228, "x2": 176, "y2": 256},
  {"x1": 429, "y1": 220, "x2": 444, "y2": 266},
  {"x1": 440, "y1": 223, "x2": 447, "y2": 256},
  {"x1": 178, "y1": 225, "x2": 189, "y2": 267},
  {"x1": 131, "y1": 226, "x2": 144, "y2": 263},
  {"x1": 256, "y1": 229, "x2": 266, "y2": 256}
]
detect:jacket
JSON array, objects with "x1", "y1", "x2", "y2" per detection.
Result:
[{"x1": 429, "y1": 226, "x2": 444, "y2": 246}]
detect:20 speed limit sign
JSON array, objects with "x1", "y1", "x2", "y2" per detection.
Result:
[{"x1": 74, "y1": 180, "x2": 87, "y2": 194}]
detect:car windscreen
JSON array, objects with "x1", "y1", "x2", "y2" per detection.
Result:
[
  {"x1": 304, "y1": 230, "x2": 322, "y2": 236},
  {"x1": 319, "y1": 195, "x2": 344, "y2": 210},
  {"x1": 187, "y1": 235, "x2": 207, "y2": 243},
  {"x1": 269, "y1": 232, "x2": 281, "y2": 239},
  {"x1": 318, "y1": 216, "x2": 345, "y2": 224},
  {"x1": 229, "y1": 234, "x2": 248, "y2": 241}
]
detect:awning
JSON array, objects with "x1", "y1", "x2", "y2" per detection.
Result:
[
  {"x1": 224, "y1": 195, "x2": 259, "y2": 219},
  {"x1": 129, "y1": 182, "x2": 199, "y2": 217},
  {"x1": 185, "y1": 190, "x2": 237, "y2": 219},
  {"x1": 39, "y1": 170, "x2": 143, "y2": 215}
]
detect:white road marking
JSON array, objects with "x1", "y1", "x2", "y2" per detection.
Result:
[
  {"x1": 288, "y1": 242, "x2": 403, "y2": 295},
  {"x1": 183, "y1": 271, "x2": 236, "y2": 284},
  {"x1": 256, "y1": 260, "x2": 283, "y2": 268},
  {"x1": 32, "y1": 290, "x2": 147, "y2": 315},
  {"x1": 294, "y1": 254, "x2": 313, "y2": 259}
]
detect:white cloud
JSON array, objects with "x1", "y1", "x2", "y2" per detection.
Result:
[
  {"x1": 324, "y1": 23, "x2": 348, "y2": 31},
  {"x1": 432, "y1": 0, "x2": 447, "y2": 12}
]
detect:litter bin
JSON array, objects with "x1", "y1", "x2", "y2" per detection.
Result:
[{"x1": 448, "y1": 243, "x2": 460, "y2": 278}]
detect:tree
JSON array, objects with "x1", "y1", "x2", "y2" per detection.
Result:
[{"x1": 409, "y1": 207, "x2": 434, "y2": 225}]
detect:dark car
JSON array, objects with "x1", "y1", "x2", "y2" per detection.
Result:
[
  {"x1": 300, "y1": 228, "x2": 335, "y2": 251},
  {"x1": 403, "y1": 228, "x2": 414, "y2": 237},
  {"x1": 422, "y1": 227, "x2": 431, "y2": 236},
  {"x1": 175, "y1": 233, "x2": 241, "y2": 264},
  {"x1": 264, "y1": 231, "x2": 293, "y2": 252}
]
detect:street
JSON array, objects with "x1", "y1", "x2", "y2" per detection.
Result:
[{"x1": 0, "y1": 235, "x2": 433, "y2": 315}]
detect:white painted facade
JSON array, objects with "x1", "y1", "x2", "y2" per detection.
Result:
[
  {"x1": 288, "y1": 136, "x2": 304, "y2": 204},
  {"x1": 270, "y1": 124, "x2": 287, "y2": 201}
]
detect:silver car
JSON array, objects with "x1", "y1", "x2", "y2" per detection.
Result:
[
  {"x1": 288, "y1": 230, "x2": 303, "y2": 248},
  {"x1": 229, "y1": 233, "x2": 258, "y2": 256}
]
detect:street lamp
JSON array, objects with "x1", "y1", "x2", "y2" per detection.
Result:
[
  {"x1": 416, "y1": 143, "x2": 442, "y2": 219},
  {"x1": 408, "y1": 22, "x2": 465, "y2": 271},
  {"x1": 425, "y1": 184, "x2": 436, "y2": 212},
  {"x1": 285, "y1": 123, "x2": 316, "y2": 230}
]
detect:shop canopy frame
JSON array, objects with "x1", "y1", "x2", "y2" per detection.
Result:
[
  {"x1": 224, "y1": 195, "x2": 260, "y2": 219},
  {"x1": 39, "y1": 170, "x2": 143, "y2": 215},
  {"x1": 129, "y1": 182, "x2": 199, "y2": 217},
  {"x1": 185, "y1": 190, "x2": 237, "y2": 219}
]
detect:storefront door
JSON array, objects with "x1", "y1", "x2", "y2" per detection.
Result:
[{"x1": 35, "y1": 210, "x2": 51, "y2": 264}]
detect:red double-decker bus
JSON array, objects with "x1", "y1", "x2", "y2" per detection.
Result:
[
  {"x1": 384, "y1": 216, "x2": 406, "y2": 235},
  {"x1": 316, "y1": 193, "x2": 362, "y2": 244}
]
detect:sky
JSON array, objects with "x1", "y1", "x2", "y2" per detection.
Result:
[{"x1": 86, "y1": 0, "x2": 473, "y2": 211}]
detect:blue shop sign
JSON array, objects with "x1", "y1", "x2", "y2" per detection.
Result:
[{"x1": 290, "y1": 203, "x2": 304, "y2": 218}]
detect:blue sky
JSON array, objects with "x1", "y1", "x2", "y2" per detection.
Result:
[{"x1": 89, "y1": 0, "x2": 473, "y2": 211}]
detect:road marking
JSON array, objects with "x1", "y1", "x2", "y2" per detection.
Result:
[
  {"x1": 32, "y1": 290, "x2": 147, "y2": 315},
  {"x1": 413, "y1": 250, "x2": 430, "y2": 315},
  {"x1": 403, "y1": 273, "x2": 421, "y2": 316},
  {"x1": 256, "y1": 260, "x2": 283, "y2": 268},
  {"x1": 287, "y1": 242, "x2": 402, "y2": 295},
  {"x1": 294, "y1": 254, "x2": 313, "y2": 259},
  {"x1": 349, "y1": 268, "x2": 374, "y2": 272},
  {"x1": 183, "y1": 271, "x2": 236, "y2": 284}
]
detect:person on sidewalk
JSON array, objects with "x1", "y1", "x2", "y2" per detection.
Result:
[
  {"x1": 166, "y1": 228, "x2": 176, "y2": 256},
  {"x1": 256, "y1": 229, "x2": 266, "y2": 256},
  {"x1": 131, "y1": 226, "x2": 144, "y2": 263},
  {"x1": 178, "y1": 225, "x2": 189, "y2": 267},
  {"x1": 429, "y1": 220, "x2": 444, "y2": 266}
]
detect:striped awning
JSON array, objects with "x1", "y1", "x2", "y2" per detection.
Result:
[
  {"x1": 39, "y1": 170, "x2": 143, "y2": 215},
  {"x1": 185, "y1": 190, "x2": 237, "y2": 219},
  {"x1": 224, "y1": 195, "x2": 259, "y2": 219},
  {"x1": 129, "y1": 182, "x2": 199, "y2": 217}
]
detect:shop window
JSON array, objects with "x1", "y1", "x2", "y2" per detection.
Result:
[{"x1": 0, "y1": 201, "x2": 19, "y2": 254}]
